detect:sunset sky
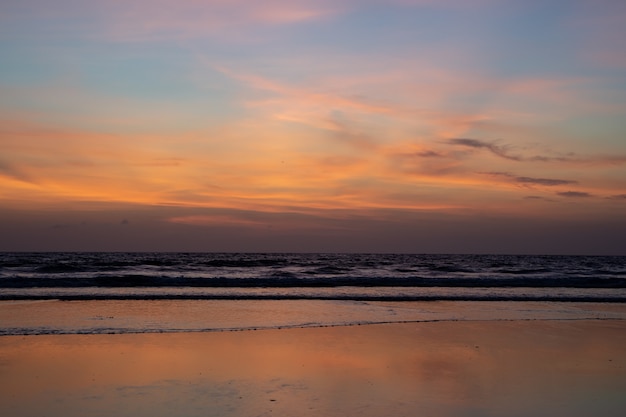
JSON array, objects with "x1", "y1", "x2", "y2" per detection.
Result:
[{"x1": 1, "y1": 0, "x2": 625, "y2": 254}]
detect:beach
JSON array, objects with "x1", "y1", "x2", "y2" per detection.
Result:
[{"x1": 1, "y1": 313, "x2": 625, "y2": 417}]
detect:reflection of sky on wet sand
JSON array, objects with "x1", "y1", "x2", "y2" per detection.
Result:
[
  {"x1": 3, "y1": 300, "x2": 626, "y2": 335},
  {"x1": 1, "y1": 321, "x2": 625, "y2": 417}
]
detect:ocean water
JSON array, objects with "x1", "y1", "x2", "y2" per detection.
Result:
[
  {"x1": 1, "y1": 252, "x2": 625, "y2": 335},
  {"x1": 2, "y1": 252, "x2": 625, "y2": 301}
]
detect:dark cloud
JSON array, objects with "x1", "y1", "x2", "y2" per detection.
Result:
[
  {"x1": 524, "y1": 196, "x2": 555, "y2": 202},
  {"x1": 516, "y1": 176, "x2": 576, "y2": 186},
  {"x1": 447, "y1": 138, "x2": 489, "y2": 148},
  {"x1": 0, "y1": 160, "x2": 33, "y2": 183},
  {"x1": 448, "y1": 138, "x2": 626, "y2": 165},
  {"x1": 447, "y1": 138, "x2": 520, "y2": 161},
  {"x1": 557, "y1": 191, "x2": 593, "y2": 198},
  {"x1": 390, "y1": 150, "x2": 463, "y2": 176},
  {"x1": 484, "y1": 172, "x2": 577, "y2": 186},
  {"x1": 416, "y1": 150, "x2": 445, "y2": 158},
  {"x1": 608, "y1": 194, "x2": 626, "y2": 200}
]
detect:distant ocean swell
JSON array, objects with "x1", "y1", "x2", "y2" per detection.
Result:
[{"x1": 1, "y1": 253, "x2": 625, "y2": 302}]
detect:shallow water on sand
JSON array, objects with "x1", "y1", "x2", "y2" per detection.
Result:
[
  {"x1": 1, "y1": 320, "x2": 625, "y2": 417},
  {"x1": 1, "y1": 299, "x2": 625, "y2": 335}
]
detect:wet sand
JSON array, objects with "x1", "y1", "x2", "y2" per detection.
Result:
[{"x1": 1, "y1": 320, "x2": 625, "y2": 417}]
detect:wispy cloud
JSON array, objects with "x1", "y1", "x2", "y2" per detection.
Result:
[
  {"x1": 388, "y1": 149, "x2": 465, "y2": 177},
  {"x1": 447, "y1": 138, "x2": 521, "y2": 161},
  {"x1": 485, "y1": 172, "x2": 578, "y2": 187},
  {"x1": 447, "y1": 138, "x2": 626, "y2": 166},
  {"x1": 100, "y1": 0, "x2": 342, "y2": 42},
  {"x1": 0, "y1": 0, "x2": 345, "y2": 44},
  {"x1": 415, "y1": 150, "x2": 446, "y2": 158},
  {"x1": 514, "y1": 176, "x2": 577, "y2": 186},
  {"x1": 214, "y1": 65, "x2": 395, "y2": 119},
  {"x1": 0, "y1": 159, "x2": 34, "y2": 183},
  {"x1": 168, "y1": 214, "x2": 266, "y2": 228},
  {"x1": 557, "y1": 191, "x2": 593, "y2": 198},
  {"x1": 524, "y1": 196, "x2": 555, "y2": 202}
]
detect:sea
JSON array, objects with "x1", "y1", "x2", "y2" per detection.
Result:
[{"x1": 1, "y1": 252, "x2": 625, "y2": 335}]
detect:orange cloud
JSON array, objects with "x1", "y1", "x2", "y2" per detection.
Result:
[
  {"x1": 212, "y1": 58, "x2": 626, "y2": 156},
  {"x1": 2, "y1": 109, "x2": 623, "y2": 222}
]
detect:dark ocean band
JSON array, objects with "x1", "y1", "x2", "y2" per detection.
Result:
[
  {"x1": 2, "y1": 294, "x2": 625, "y2": 302},
  {"x1": 2, "y1": 276, "x2": 625, "y2": 288}
]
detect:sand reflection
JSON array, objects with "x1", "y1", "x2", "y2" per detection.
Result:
[{"x1": 1, "y1": 321, "x2": 625, "y2": 417}]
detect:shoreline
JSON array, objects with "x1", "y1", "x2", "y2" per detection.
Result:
[
  {"x1": 2, "y1": 300, "x2": 626, "y2": 336},
  {"x1": 1, "y1": 319, "x2": 625, "y2": 416},
  {"x1": 1, "y1": 315, "x2": 625, "y2": 337}
]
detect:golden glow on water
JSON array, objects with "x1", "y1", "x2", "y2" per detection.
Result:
[{"x1": 1, "y1": 320, "x2": 625, "y2": 417}]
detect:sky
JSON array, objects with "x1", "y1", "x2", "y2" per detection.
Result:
[{"x1": 1, "y1": 0, "x2": 625, "y2": 254}]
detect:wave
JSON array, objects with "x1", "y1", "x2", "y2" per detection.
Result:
[{"x1": 2, "y1": 253, "x2": 625, "y2": 303}]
